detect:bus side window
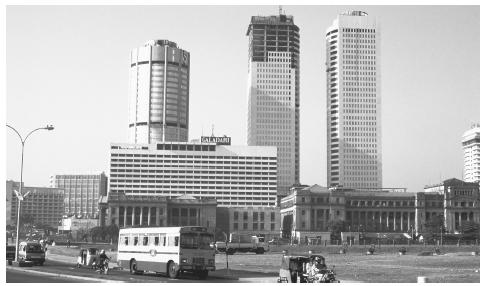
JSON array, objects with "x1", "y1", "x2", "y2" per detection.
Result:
[
  {"x1": 175, "y1": 236, "x2": 179, "y2": 247},
  {"x1": 160, "y1": 234, "x2": 166, "y2": 246},
  {"x1": 133, "y1": 236, "x2": 139, "y2": 246},
  {"x1": 154, "y1": 236, "x2": 159, "y2": 246},
  {"x1": 124, "y1": 236, "x2": 129, "y2": 246},
  {"x1": 143, "y1": 236, "x2": 148, "y2": 246}
]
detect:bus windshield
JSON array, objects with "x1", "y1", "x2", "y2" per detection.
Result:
[{"x1": 180, "y1": 233, "x2": 214, "y2": 250}]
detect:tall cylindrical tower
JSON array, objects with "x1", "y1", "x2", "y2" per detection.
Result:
[{"x1": 128, "y1": 40, "x2": 190, "y2": 143}]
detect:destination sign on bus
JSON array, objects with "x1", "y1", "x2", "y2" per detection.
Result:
[{"x1": 201, "y1": 136, "x2": 231, "y2": 145}]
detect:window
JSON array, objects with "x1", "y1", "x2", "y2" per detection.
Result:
[
  {"x1": 243, "y1": 212, "x2": 248, "y2": 220},
  {"x1": 133, "y1": 235, "x2": 139, "y2": 246},
  {"x1": 160, "y1": 234, "x2": 166, "y2": 246},
  {"x1": 271, "y1": 212, "x2": 275, "y2": 221},
  {"x1": 154, "y1": 236, "x2": 160, "y2": 246},
  {"x1": 302, "y1": 197, "x2": 306, "y2": 203},
  {"x1": 253, "y1": 212, "x2": 258, "y2": 221},
  {"x1": 124, "y1": 236, "x2": 129, "y2": 246},
  {"x1": 142, "y1": 236, "x2": 148, "y2": 246},
  {"x1": 302, "y1": 222, "x2": 306, "y2": 228},
  {"x1": 243, "y1": 223, "x2": 248, "y2": 230},
  {"x1": 234, "y1": 211, "x2": 239, "y2": 220},
  {"x1": 302, "y1": 210, "x2": 306, "y2": 216},
  {"x1": 253, "y1": 223, "x2": 258, "y2": 230},
  {"x1": 271, "y1": 223, "x2": 275, "y2": 231},
  {"x1": 233, "y1": 223, "x2": 238, "y2": 230}
]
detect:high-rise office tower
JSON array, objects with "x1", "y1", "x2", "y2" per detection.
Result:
[
  {"x1": 246, "y1": 13, "x2": 300, "y2": 197},
  {"x1": 325, "y1": 11, "x2": 382, "y2": 188},
  {"x1": 462, "y1": 124, "x2": 480, "y2": 183},
  {"x1": 128, "y1": 40, "x2": 190, "y2": 144}
]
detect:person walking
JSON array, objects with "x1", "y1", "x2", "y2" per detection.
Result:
[
  {"x1": 67, "y1": 239, "x2": 71, "y2": 248},
  {"x1": 279, "y1": 250, "x2": 291, "y2": 282}
]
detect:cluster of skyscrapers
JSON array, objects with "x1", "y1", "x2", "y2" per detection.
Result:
[{"x1": 6, "y1": 10, "x2": 479, "y2": 240}]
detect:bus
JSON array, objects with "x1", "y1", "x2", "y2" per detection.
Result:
[{"x1": 117, "y1": 226, "x2": 215, "y2": 279}]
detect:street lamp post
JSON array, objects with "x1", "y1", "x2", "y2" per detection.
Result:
[{"x1": 7, "y1": 124, "x2": 54, "y2": 262}]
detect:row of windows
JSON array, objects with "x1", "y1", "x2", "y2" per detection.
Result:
[
  {"x1": 111, "y1": 159, "x2": 276, "y2": 165},
  {"x1": 233, "y1": 211, "x2": 276, "y2": 221},
  {"x1": 121, "y1": 234, "x2": 178, "y2": 247},
  {"x1": 111, "y1": 153, "x2": 275, "y2": 160},
  {"x1": 233, "y1": 223, "x2": 275, "y2": 231},
  {"x1": 111, "y1": 186, "x2": 276, "y2": 191}
]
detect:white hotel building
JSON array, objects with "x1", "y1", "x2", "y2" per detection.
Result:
[
  {"x1": 109, "y1": 141, "x2": 278, "y2": 207},
  {"x1": 462, "y1": 124, "x2": 480, "y2": 183},
  {"x1": 325, "y1": 11, "x2": 382, "y2": 189}
]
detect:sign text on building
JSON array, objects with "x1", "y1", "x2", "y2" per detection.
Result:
[{"x1": 201, "y1": 136, "x2": 231, "y2": 145}]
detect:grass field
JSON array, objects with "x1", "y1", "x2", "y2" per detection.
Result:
[
  {"x1": 216, "y1": 245, "x2": 480, "y2": 283},
  {"x1": 46, "y1": 244, "x2": 479, "y2": 282}
]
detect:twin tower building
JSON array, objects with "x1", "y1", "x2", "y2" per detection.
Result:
[{"x1": 126, "y1": 11, "x2": 382, "y2": 197}]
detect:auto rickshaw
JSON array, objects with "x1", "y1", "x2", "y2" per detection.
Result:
[{"x1": 77, "y1": 248, "x2": 100, "y2": 268}]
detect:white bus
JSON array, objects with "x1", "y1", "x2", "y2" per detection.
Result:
[{"x1": 117, "y1": 226, "x2": 215, "y2": 279}]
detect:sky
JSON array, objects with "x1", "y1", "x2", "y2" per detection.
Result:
[{"x1": 5, "y1": 5, "x2": 480, "y2": 192}]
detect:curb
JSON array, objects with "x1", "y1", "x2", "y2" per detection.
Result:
[{"x1": 6, "y1": 266, "x2": 125, "y2": 283}]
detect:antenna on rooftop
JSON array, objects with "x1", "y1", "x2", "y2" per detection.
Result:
[
  {"x1": 279, "y1": 5, "x2": 283, "y2": 15},
  {"x1": 211, "y1": 124, "x2": 215, "y2": 137}
]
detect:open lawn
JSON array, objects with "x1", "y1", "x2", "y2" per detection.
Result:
[
  {"x1": 216, "y1": 245, "x2": 480, "y2": 283},
  {"x1": 46, "y1": 244, "x2": 479, "y2": 282}
]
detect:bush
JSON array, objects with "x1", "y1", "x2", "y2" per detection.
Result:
[{"x1": 398, "y1": 247, "x2": 407, "y2": 255}]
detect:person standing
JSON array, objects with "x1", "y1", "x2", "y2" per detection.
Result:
[
  {"x1": 279, "y1": 250, "x2": 291, "y2": 282},
  {"x1": 67, "y1": 239, "x2": 71, "y2": 248}
]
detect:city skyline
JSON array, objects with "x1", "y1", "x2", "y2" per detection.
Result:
[{"x1": 6, "y1": 5, "x2": 480, "y2": 193}]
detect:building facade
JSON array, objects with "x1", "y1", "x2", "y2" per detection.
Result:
[
  {"x1": 6, "y1": 180, "x2": 64, "y2": 228},
  {"x1": 129, "y1": 40, "x2": 190, "y2": 143},
  {"x1": 280, "y1": 181, "x2": 479, "y2": 243},
  {"x1": 50, "y1": 173, "x2": 108, "y2": 218},
  {"x1": 216, "y1": 206, "x2": 281, "y2": 240},
  {"x1": 424, "y1": 178, "x2": 480, "y2": 232},
  {"x1": 246, "y1": 13, "x2": 300, "y2": 197},
  {"x1": 99, "y1": 193, "x2": 217, "y2": 232},
  {"x1": 109, "y1": 142, "x2": 277, "y2": 207},
  {"x1": 462, "y1": 124, "x2": 480, "y2": 183},
  {"x1": 325, "y1": 11, "x2": 382, "y2": 188}
]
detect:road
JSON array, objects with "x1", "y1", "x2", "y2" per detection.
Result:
[
  {"x1": 6, "y1": 268, "x2": 88, "y2": 283},
  {"x1": 5, "y1": 258, "x2": 230, "y2": 283}
]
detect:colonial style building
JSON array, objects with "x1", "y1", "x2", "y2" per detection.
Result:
[
  {"x1": 98, "y1": 192, "x2": 217, "y2": 232},
  {"x1": 280, "y1": 180, "x2": 479, "y2": 243},
  {"x1": 216, "y1": 206, "x2": 281, "y2": 240}
]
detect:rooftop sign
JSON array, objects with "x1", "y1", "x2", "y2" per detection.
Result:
[{"x1": 201, "y1": 136, "x2": 231, "y2": 145}]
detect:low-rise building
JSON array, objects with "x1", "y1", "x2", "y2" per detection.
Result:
[
  {"x1": 216, "y1": 206, "x2": 281, "y2": 240},
  {"x1": 99, "y1": 192, "x2": 217, "y2": 232},
  {"x1": 6, "y1": 180, "x2": 64, "y2": 228},
  {"x1": 281, "y1": 179, "x2": 479, "y2": 243},
  {"x1": 50, "y1": 173, "x2": 108, "y2": 218}
]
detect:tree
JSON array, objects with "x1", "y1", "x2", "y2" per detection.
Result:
[
  {"x1": 106, "y1": 224, "x2": 119, "y2": 243},
  {"x1": 327, "y1": 219, "x2": 347, "y2": 241},
  {"x1": 423, "y1": 215, "x2": 445, "y2": 235}
]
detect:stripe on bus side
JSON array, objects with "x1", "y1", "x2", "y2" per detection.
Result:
[{"x1": 118, "y1": 250, "x2": 178, "y2": 255}]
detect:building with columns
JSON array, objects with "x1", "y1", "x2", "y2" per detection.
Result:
[
  {"x1": 280, "y1": 180, "x2": 479, "y2": 243},
  {"x1": 98, "y1": 192, "x2": 217, "y2": 231},
  {"x1": 424, "y1": 178, "x2": 480, "y2": 233}
]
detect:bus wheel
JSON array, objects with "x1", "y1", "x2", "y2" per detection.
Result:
[
  {"x1": 197, "y1": 270, "x2": 209, "y2": 280},
  {"x1": 130, "y1": 259, "x2": 138, "y2": 275},
  {"x1": 168, "y1": 261, "x2": 179, "y2": 279}
]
